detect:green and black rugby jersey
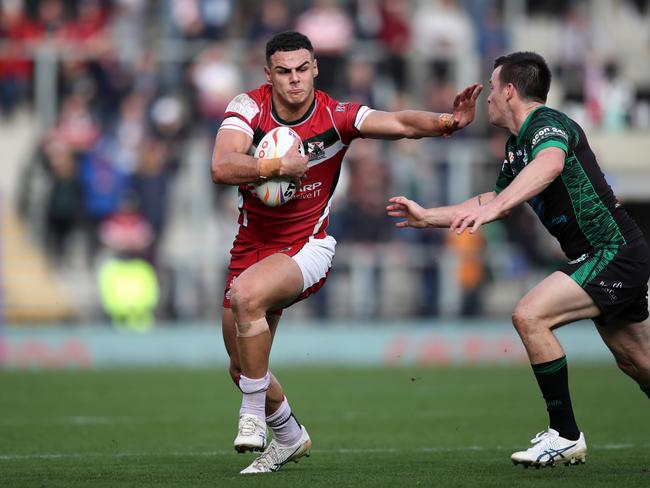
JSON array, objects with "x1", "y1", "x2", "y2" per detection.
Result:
[{"x1": 495, "y1": 106, "x2": 642, "y2": 260}]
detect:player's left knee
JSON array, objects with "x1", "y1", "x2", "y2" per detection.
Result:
[
  {"x1": 512, "y1": 305, "x2": 547, "y2": 335},
  {"x1": 614, "y1": 352, "x2": 648, "y2": 380},
  {"x1": 230, "y1": 281, "x2": 265, "y2": 318}
]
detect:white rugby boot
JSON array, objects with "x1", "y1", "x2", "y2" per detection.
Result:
[
  {"x1": 511, "y1": 428, "x2": 587, "y2": 468},
  {"x1": 240, "y1": 426, "x2": 312, "y2": 474},
  {"x1": 234, "y1": 414, "x2": 267, "y2": 453}
]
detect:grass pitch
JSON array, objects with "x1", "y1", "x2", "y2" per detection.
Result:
[{"x1": 1, "y1": 365, "x2": 648, "y2": 487}]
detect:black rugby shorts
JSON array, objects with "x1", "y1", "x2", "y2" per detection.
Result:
[{"x1": 560, "y1": 238, "x2": 650, "y2": 324}]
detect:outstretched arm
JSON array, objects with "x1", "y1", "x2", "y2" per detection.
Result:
[
  {"x1": 360, "y1": 84, "x2": 483, "y2": 139},
  {"x1": 387, "y1": 192, "x2": 498, "y2": 229},
  {"x1": 388, "y1": 148, "x2": 565, "y2": 233},
  {"x1": 448, "y1": 147, "x2": 565, "y2": 234}
]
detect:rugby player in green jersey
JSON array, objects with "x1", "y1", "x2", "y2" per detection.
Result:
[{"x1": 387, "y1": 51, "x2": 650, "y2": 468}]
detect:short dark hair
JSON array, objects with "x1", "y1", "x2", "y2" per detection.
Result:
[
  {"x1": 265, "y1": 31, "x2": 314, "y2": 63},
  {"x1": 494, "y1": 52, "x2": 551, "y2": 103}
]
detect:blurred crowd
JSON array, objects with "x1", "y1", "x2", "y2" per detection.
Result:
[{"x1": 1, "y1": 0, "x2": 649, "y2": 322}]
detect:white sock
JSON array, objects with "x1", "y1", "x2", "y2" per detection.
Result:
[
  {"x1": 239, "y1": 372, "x2": 270, "y2": 421},
  {"x1": 266, "y1": 397, "x2": 303, "y2": 446}
]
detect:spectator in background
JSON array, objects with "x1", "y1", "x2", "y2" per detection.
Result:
[
  {"x1": 376, "y1": 0, "x2": 411, "y2": 91},
  {"x1": 446, "y1": 229, "x2": 486, "y2": 317},
  {"x1": 36, "y1": 0, "x2": 68, "y2": 41},
  {"x1": 113, "y1": 91, "x2": 147, "y2": 173},
  {"x1": 131, "y1": 136, "x2": 177, "y2": 262},
  {"x1": 98, "y1": 192, "x2": 154, "y2": 257},
  {"x1": 42, "y1": 139, "x2": 81, "y2": 265},
  {"x1": 330, "y1": 140, "x2": 393, "y2": 317},
  {"x1": 50, "y1": 93, "x2": 100, "y2": 155},
  {"x1": 97, "y1": 196, "x2": 159, "y2": 332},
  {"x1": 471, "y1": 2, "x2": 508, "y2": 75},
  {"x1": 63, "y1": 0, "x2": 110, "y2": 46},
  {"x1": 248, "y1": 0, "x2": 291, "y2": 44},
  {"x1": 412, "y1": 0, "x2": 477, "y2": 85},
  {"x1": 295, "y1": 0, "x2": 354, "y2": 95},
  {"x1": 0, "y1": 0, "x2": 41, "y2": 117},
  {"x1": 600, "y1": 60, "x2": 635, "y2": 131},
  {"x1": 109, "y1": 0, "x2": 147, "y2": 63},
  {"x1": 336, "y1": 140, "x2": 393, "y2": 244},
  {"x1": 78, "y1": 136, "x2": 130, "y2": 266},
  {"x1": 190, "y1": 43, "x2": 241, "y2": 133},
  {"x1": 132, "y1": 49, "x2": 161, "y2": 101},
  {"x1": 386, "y1": 94, "x2": 445, "y2": 316},
  {"x1": 345, "y1": 56, "x2": 376, "y2": 107},
  {"x1": 149, "y1": 93, "x2": 188, "y2": 146},
  {"x1": 170, "y1": 0, "x2": 232, "y2": 40},
  {"x1": 554, "y1": 2, "x2": 593, "y2": 125}
]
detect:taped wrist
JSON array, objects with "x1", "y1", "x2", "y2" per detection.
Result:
[
  {"x1": 236, "y1": 317, "x2": 270, "y2": 338},
  {"x1": 257, "y1": 158, "x2": 282, "y2": 180},
  {"x1": 438, "y1": 113, "x2": 455, "y2": 137}
]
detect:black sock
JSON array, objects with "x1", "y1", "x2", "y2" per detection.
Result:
[
  {"x1": 531, "y1": 356, "x2": 580, "y2": 441},
  {"x1": 642, "y1": 386, "x2": 650, "y2": 400}
]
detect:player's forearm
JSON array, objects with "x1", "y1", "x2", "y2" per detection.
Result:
[
  {"x1": 425, "y1": 192, "x2": 496, "y2": 227},
  {"x1": 396, "y1": 110, "x2": 456, "y2": 138},
  {"x1": 211, "y1": 153, "x2": 281, "y2": 185}
]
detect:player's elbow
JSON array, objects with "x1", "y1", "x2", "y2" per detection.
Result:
[
  {"x1": 211, "y1": 157, "x2": 228, "y2": 184},
  {"x1": 550, "y1": 158, "x2": 565, "y2": 177}
]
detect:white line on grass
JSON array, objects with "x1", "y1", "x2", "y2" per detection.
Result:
[{"x1": 0, "y1": 444, "x2": 647, "y2": 461}]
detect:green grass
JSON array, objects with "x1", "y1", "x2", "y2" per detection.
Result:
[{"x1": 1, "y1": 365, "x2": 648, "y2": 487}]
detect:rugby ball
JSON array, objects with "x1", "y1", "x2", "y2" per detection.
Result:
[{"x1": 253, "y1": 127, "x2": 305, "y2": 207}]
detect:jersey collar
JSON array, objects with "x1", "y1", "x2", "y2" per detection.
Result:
[
  {"x1": 516, "y1": 105, "x2": 545, "y2": 144},
  {"x1": 271, "y1": 95, "x2": 317, "y2": 127}
]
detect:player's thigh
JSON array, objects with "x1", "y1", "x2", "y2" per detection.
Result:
[
  {"x1": 516, "y1": 271, "x2": 601, "y2": 327},
  {"x1": 595, "y1": 317, "x2": 650, "y2": 364},
  {"x1": 232, "y1": 252, "x2": 304, "y2": 311}
]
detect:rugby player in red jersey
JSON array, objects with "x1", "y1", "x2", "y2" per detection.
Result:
[{"x1": 211, "y1": 31, "x2": 482, "y2": 474}]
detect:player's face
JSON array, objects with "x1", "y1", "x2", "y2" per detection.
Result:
[
  {"x1": 265, "y1": 49, "x2": 318, "y2": 109},
  {"x1": 487, "y1": 66, "x2": 508, "y2": 128}
]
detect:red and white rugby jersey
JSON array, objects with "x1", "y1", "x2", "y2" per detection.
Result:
[{"x1": 218, "y1": 84, "x2": 373, "y2": 245}]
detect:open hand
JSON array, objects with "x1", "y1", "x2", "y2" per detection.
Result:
[
  {"x1": 452, "y1": 83, "x2": 483, "y2": 130},
  {"x1": 386, "y1": 196, "x2": 429, "y2": 229}
]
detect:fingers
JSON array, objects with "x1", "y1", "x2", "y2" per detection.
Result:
[
  {"x1": 386, "y1": 202, "x2": 408, "y2": 217},
  {"x1": 386, "y1": 210, "x2": 408, "y2": 218},
  {"x1": 453, "y1": 83, "x2": 482, "y2": 108},
  {"x1": 388, "y1": 195, "x2": 409, "y2": 205},
  {"x1": 472, "y1": 84, "x2": 484, "y2": 100},
  {"x1": 454, "y1": 217, "x2": 472, "y2": 235},
  {"x1": 291, "y1": 140, "x2": 308, "y2": 163},
  {"x1": 449, "y1": 213, "x2": 462, "y2": 232},
  {"x1": 450, "y1": 212, "x2": 484, "y2": 235},
  {"x1": 387, "y1": 197, "x2": 411, "y2": 228}
]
